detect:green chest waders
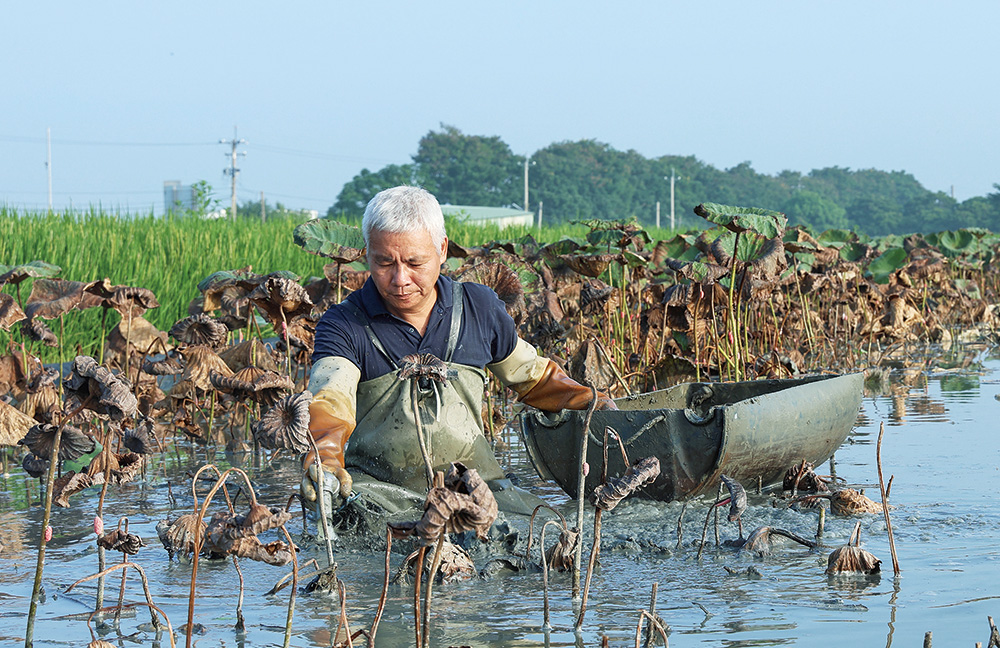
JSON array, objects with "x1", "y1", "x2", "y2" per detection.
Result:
[{"x1": 343, "y1": 282, "x2": 506, "y2": 492}]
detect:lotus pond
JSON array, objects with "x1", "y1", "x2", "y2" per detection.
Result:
[{"x1": 1, "y1": 346, "x2": 998, "y2": 647}]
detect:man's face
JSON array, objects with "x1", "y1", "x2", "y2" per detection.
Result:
[{"x1": 367, "y1": 228, "x2": 447, "y2": 323}]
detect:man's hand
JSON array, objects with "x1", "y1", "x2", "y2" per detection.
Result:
[
  {"x1": 595, "y1": 395, "x2": 618, "y2": 411},
  {"x1": 300, "y1": 464, "x2": 353, "y2": 513}
]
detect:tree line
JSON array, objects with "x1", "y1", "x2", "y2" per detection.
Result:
[{"x1": 329, "y1": 125, "x2": 1000, "y2": 236}]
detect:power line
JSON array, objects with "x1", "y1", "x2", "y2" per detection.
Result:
[{"x1": 0, "y1": 135, "x2": 215, "y2": 147}]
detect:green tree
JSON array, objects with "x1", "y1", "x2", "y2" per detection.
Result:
[
  {"x1": 412, "y1": 124, "x2": 521, "y2": 206},
  {"x1": 329, "y1": 164, "x2": 423, "y2": 217},
  {"x1": 782, "y1": 190, "x2": 848, "y2": 231},
  {"x1": 532, "y1": 140, "x2": 646, "y2": 224}
]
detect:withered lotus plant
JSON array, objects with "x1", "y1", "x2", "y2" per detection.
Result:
[
  {"x1": 123, "y1": 415, "x2": 158, "y2": 455},
  {"x1": 0, "y1": 292, "x2": 26, "y2": 331},
  {"x1": 717, "y1": 474, "x2": 748, "y2": 538},
  {"x1": 211, "y1": 366, "x2": 294, "y2": 407},
  {"x1": 1, "y1": 398, "x2": 39, "y2": 446},
  {"x1": 104, "y1": 315, "x2": 170, "y2": 370},
  {"x1": 63, "y1": 356, "x2": 138, "y2": 421},
  {"x1": 219, "y1": 338, "x2": 280, "y2": 372},
  {"x1": 252, "y1": 390, "x2": 312, "y2": 454},
  {"x1": 389, "y1": 462, "x2": 499, "y2": 544},
  {"x1": 455, "y1": 260, "x2": 528, "y2": 326},
  {"x1": 23, "y1": 278, "x2": 101, "y2": 320},
  {"x1": 826, "y1": 522, "x2": 881, "y2": 575},
  {"x1": 831, "y1": 488, "x2": 882, "y2": 516},
  {"x1": 84, "y1": 279, "x2": 159, "y2": 320},
  {"x1": 21, "y1": 453, "x2": 48, "y2": 478},
  {"x1": 591, "y1": 456, "x2": 661, "y2": 512},
  {"x1": 176, "y1": 344, "x2": 233, "y2": 395},
  {"x1": 140, "y1": 351, "x2": 184, "y2": 377},
  {"x1": 19, "y1": 423, "x2": 96, "y2": 463},
  {"x1": 739, "y1": 526, "x2": 817, "y2": 557},
  {"x1": 248, "y1": 275, "x2": 313, "y2": 329},
  {"x1": 169, "y1": 313, "x2": 229, "y2": 350},
  {"x1": 20, "y1": 317, "x2": 58, "y2": 347}
]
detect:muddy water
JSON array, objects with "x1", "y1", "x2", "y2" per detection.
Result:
[{"x1": 2, "y1": 354, "x2": 999, "y2": 647}]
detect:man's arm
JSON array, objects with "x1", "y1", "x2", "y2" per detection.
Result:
[
  {"x1": 302, "y1": 355, "x2": 361, "y2": 499},
  {"x1": 488, "y1": 337, "x2": 616, "y2": 412}
]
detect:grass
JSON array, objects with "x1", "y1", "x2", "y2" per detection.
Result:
[{"x1": 2, "y1": 207, "x2": 675, "y2": 360}]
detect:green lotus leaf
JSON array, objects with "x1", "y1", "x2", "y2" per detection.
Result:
[
  {"x1": 839, "y1": 242, "x2": 869, "y2": 263},
  {"x1": 693, "y1": 203, "x2": 787, "y2": 239},
  {"x1": 866, "y1": 247, "x2": 908, "y2": 284},
  {"x1": 816, "y1": 229, "x2": 856, "y2": 249},
  {"x1": 0, "y1": 260, "x2": 62, "y2": 286},
  {"x1": 293, "y1": 219, "x2": 366, "y2": 263}
]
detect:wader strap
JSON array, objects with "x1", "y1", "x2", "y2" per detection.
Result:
[
  {"x1": 445, "y1": 281, "x2": 464, "y2": 363},
  {"x1": 343, "y1": 301, "x2": 399, "y2": 371}
]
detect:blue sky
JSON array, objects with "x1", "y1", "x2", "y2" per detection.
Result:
[{"x1": 2, "y1": 1, "x2": 996, "y2": 215}]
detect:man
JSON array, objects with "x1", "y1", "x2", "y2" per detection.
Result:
[{"x1": 301, "y1": 186, "x2": 613, "y2": 517}]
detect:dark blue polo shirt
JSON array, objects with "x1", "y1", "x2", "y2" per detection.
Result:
[{"x1": 312, "y1": 275, "x2": 519, "y2": 382}]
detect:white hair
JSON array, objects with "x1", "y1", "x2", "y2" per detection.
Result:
[{"x1": 361, "y1": 186, "x2": 446, "y2": 249}]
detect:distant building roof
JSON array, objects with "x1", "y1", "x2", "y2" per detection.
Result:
[{"x1": 440, "y1": 205, "x2": 534, "y2": 228}]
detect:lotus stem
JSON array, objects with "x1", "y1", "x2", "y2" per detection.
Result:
[
  {"x1": 369, "y1": 525, "x2": 392, "y2": 646},
  {"x1": 412, "y1": 545, "x2": 426, "y2": 648},
  {"x1": 65, "y1": 558, "x2": 165, "y2": 632},
  {"x1": 573, "y1": 388, "x2": 599, "y2": 599},
  {"x1": 676, "y1": 502, "x2": 686, "y2": 549},
  {"x1": 525, "y1": 503, "x2": 569, "y2": 560},
  {"x1": 279, "y1": 524, "x2": 299, "y2": 648},
  {"x1": 876, "y1": 421, "x2": 900, "y2": 576},
  {"x1": 421, "y1": 534, "x2": 446, "y2": 648},
  {"x1": 336, "y1": 578, "x2": 354, "y2": 648},
  {"x1": 540, "y1": 519, "x2": 562, "y2": 631},
  {"x1": 232, "y1": 554, "x2": 246, "y2": 633},
  {"x1": 644, "y1": 582, "x2": 659, "y2": 648},
  {"x1": 411, "y1": 379, "x2": 436, "y2": 491},
  {"x1": 184, "y1": 465, "x2": 258, "y2": 648},
  {"x1": 575, "y1": 506, "x2": 603, "y2": 631},
  {"x1": 634, "y1": 609, "x2": 669, "y2": 648},
  {"x1": 25, "y1": 423, "x2": 63, "y2": 648}
]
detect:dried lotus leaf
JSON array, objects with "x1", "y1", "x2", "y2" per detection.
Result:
[
  {"x1": 545, "y1": 527, "x2": 579, "y2": 571},
  {"x1": 591, "y1": 456, "x2": 660, "y2": 511},
  {"x1": 22, "y1": 452, "x2": 48, "y2": 478},
  {"x1": 559, "y1": 253, "x2": 615, "y2": 278},
  {"x1": 19, "y1": 423, "x2": 95, "y2": 462},
  {"x1": 831, "y1": 488, "x2": 882, "y2": 516},
  {"x1": 252, "y1": 390, "x2": 312, "y2": 454},
  {"x1": 169, "y1": 313, "x2": 229, "y2": 350},
  {"x1": 178, "y1": 345, "x2": 233, "y2": 392},
  {"x1": 63, "y1": 356, "x2": 138, "y2": 421},
  {"x1": 826, "y1": 544, "x2": 882, "y2": 574},
  {"x1": 97, "y1": 529, "x2": 146, "y2": 555},
  {"x1": 156, "y1": 514, "x2": 207, "y2": 558},
  {"x1": 236, "y1": 502, "x2": 292, "y2": 536},
  {"x1": 123, "y1": 417, "x2": 158, "y2": 454},
  {"x1": 248, "y1": 276, "x2": 313, "y2": 329},
  {"x1": 21, "y1": 318, "x2": 58, "y2": 347},
  {"x1": 53, "y1": 470, "x2": 94, "y2": 507},
  {"x1": 0, "y1": 293, "x2": 26, "y2": 331},
  {"x1": 1, "y1": 399, "x2": 39, "y2": 446}
]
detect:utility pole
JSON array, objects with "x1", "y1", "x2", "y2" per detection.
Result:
[
  {"x1": 523, "y1": 157, "x2": 535, "y2": 214},
  {"x1": 46, "y1": 127, "x2": 52, "y2": 211},
  {"x1": 665, "y1": 167, "x2": 680, "y2": 231},
  {"x1": 656, "y1": 201, "x2": 660, "y2": 230},
  {"x1": 220, "y1": 127, "x2": 247, "y2": 221},
  {"x1": 538, "y1": 201, "x2": 543, "y2": 231}
]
